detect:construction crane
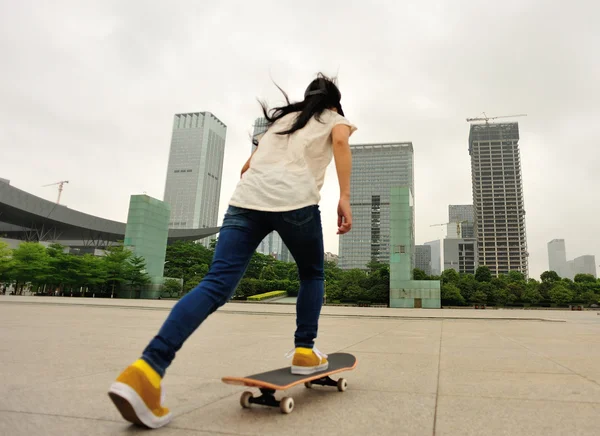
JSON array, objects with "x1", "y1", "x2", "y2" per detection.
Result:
[
  {"x1": 466, "y1": 112, "x2": 527, "y2": 124},
  {"x1": 43, "y1": 180, "x2": 69, "y2": 204},
  {"x1": 430, "y1": 221, "x2": 468, "y2": 238}
]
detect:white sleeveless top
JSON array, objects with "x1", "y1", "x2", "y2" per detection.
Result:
[{"x1": 229, "y1": 110, "x2": 357, "y2": 212}]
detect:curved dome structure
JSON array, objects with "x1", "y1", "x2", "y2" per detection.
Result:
[{"x1": 0, "y1": 180, "x2": 219, "y2": 247}]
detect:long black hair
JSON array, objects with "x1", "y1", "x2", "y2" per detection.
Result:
[{"x1": 254, "y1": 73, "x2": 344, "y2": 145}]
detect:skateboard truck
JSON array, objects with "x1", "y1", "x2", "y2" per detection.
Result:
[
  {"x1": 304, "y1": 375, "x2": 348, "y2": 391},
  {"x1": 241, "y1": 388, "x2": 294, "y2": 414}
]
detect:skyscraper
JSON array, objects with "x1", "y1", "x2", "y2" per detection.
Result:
[
  {"x1": 415, "y1": 245, "x2": 432, "y2": 275},
  {"x1": 163, "y1": 112, "x2": 226, "y2": 246},
  {"x1": 339, "y1": 143, "x2": 414, "y2": 270},
  {"x1": 573, "y1": 255, "x2": 597, "y2": 278},
  {"x1": 249, "y1": 117, "x2": 292, "y2": 262},
  {"x1": 425, "y1": 240, "x2": 442, "y2": 276},
  {"x1": 547, "y1": 239, "x2": 568, "y2": 277},
  {"x1": 469, "y1": 122, "x2": 528, "y2": 276}
]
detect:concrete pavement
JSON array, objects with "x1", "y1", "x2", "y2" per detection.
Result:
[{"x1": 1, "y1": 296, "x2": 599, "y2": 435}]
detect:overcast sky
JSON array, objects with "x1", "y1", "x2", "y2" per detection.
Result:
[{"x1": 1, "y1": 0, "x2": 598, "y2": 279}]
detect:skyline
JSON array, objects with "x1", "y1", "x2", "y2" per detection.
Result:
[{"x1": 0, "y1": 1, "x2": 598, "y2": 279}]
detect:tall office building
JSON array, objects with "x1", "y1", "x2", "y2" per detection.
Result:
[
  {"x1": 547, "y1": 239, "x2": 568, "y2": 277},
  {"x1": 339, "y1": 143, "x2": 414, "y2": 270},
  {"x1": 163, "y1": 112, "x2": 226, "y2": 246},
  {"x1": 415, "y1": 245, "x2": 432, "y2": 275},
  {"x1": 425, "y1": 240, "x2": 442, "y2": 276},
  {"x1": 573, "y1": 255, "x2": 597, "y2": 278},
  {"x1": 448, "y1": 204, "x2": 475, "y2": 239},
  {"x1": 469, "y1": 122, "x2": 528, "y2": 276},
  {"x1": 249, "y1": 117, "x2": 292, "y2": 262}
]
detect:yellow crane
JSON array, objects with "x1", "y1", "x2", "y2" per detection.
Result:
[
  {"x1": 466, "y1": 112, "x2": 527, "y2": 124},
  {"x1": 430, "y1": 220, "x2": 468, "y2": 238},
  {"x1": 42, "y1": 180, "x2": 69, "y2": 204}
]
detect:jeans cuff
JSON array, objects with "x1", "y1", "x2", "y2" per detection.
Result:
[{"x1": 141, "y1": 354, "x2": 166, "y2": 378}]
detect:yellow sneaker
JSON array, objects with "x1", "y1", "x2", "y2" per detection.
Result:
[
  {"x1": 108, "y1": 359, "x2": 172, "y2": 429},
  {"x1": 288, "y1": 347, "x2": 329, "y2": 375}
]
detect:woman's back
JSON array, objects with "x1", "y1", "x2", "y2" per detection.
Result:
[{"x1": 229, "y1": 109, "x2": 355, "y2": 212}]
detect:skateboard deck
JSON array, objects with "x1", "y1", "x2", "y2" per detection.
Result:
[{"x1": 222, "y1": 353, "x2": 357, "y2": 414}]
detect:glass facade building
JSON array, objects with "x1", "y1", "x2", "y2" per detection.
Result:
[
  {"x1": 339, "y1": 143, "x2": 414, "y2": 270},
  {"x1": 163, "y1": 112, "x2": 226, "y2": 247}
]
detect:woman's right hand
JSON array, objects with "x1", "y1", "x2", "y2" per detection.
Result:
[{"x1": 337, "y1": 197, "x2": 352, "y2": 235}]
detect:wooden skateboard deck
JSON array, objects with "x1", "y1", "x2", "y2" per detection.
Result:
[
  {"x1": 222, "y1": 353, "x2": 357, "y2": 414},
  {"x1": 221, "y1": 353, "x2": 357, "y2": 413}
]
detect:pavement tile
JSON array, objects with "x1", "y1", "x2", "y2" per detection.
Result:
[
  {"x1": 174, "y1": 390, "x2": 436, "y2": 436},
  {"x1": 435, "y1": 395, "x2": 600, "y2": 436},
  {"x1": 439, "y1": 370, "x2": 600, "y2": 403}
]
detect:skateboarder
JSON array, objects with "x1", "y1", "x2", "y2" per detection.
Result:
[{"x1": 108, "y1": 73, "x2": 356, "y2": 428}]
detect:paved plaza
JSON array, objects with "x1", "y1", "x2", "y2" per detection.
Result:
[{"x1": 1, "y1": 296, "x2": 600, "y2": 435}]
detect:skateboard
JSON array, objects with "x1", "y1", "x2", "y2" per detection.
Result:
[{"x1": 222, "y1": 352, "x2": 357, "y2": 414}]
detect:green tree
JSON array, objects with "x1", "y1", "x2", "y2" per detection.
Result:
[
  {"x1": 541, "y1": 270, "x2": 561, "y2": 283},
  {"x1": 579, "y1": 290, "x2": 599, "y2": 306},
  {"x1": 507, "y1": 270, "x2": 525, "y2": 283},
  {"x1": 367, "y1": 259, "x2": 387, "y2": 273},
  {"x1": 492, "y1": 288, "x2": 515, "y2": 306},
  {"x1": 79, "y1": 254, "x2": 107, "y2": 294},
  {"x1": 441, "y1": 269, "x2": 460, "y2": 285},
  {"x1": 0, "y1": 241, "x2": 12, "y2": 284},
  {"x1": 413, "y1": 268, "x2": 428, "y2": 281},
  {"x1": 458, "y1": 274, "x2": 478, "y2": 302},
  {"x1": 507, "y1": 282, "x2": 526, "y2": 302},
  {"x1": 369, "y1": 283, "x2": 389, "y2": 304},
  {"x1": 549, "y1": 284, "x2": 574, "y2": 306},
  {"x1": 245, "y1": 252, "x2": 275, "y2": 279},
  {"x1": 522, "y1": 286, "x2": 542, "y2": 305},
  {"x1": 470, "y1": 290, "x2": 488, "y2": 303},
  {"x1": 260, "y1": 264, "x2": 277, "y2": 281},
  {"x1": 162, "y1": 279, "x2": 183, "y2": 298},
  {"x1": 574, "y1": 274, "x2": 596, "y2": 283},
  {"x1": 102, "y1": 245, "x2": 133, "y2": 298},
  {"x1": 475, "y1": 266, "x2": 492, "y2": 282},
  {"x1": 441, "y1": 283, "x2": 466, "y2": 305},
  {"x1": 11, "y1": 242, "x2": 50, "y2": 293},
  {"x1": 127, "y1": 255, "x2": 151, "y2": 297},
  {"x1": 476, "y1": 282, "x2": 494, "y2": 302}
]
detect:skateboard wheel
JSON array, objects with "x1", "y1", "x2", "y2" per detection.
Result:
[
  {"x1": 240, "y1": 391, "x2": 253, "y2": 408},
  {"x1": 337, "y1": 378, "x2": 348, "y2": 392},
  {"x1": 304, "y1": 381, "x2": 313, "y2": 389},
  {"x1": 280, "y1": 397, "x2": 294, "y2": 414}
]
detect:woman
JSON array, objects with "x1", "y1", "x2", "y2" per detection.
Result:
[{"x1": 108, "y1": 73, "x2": 356, "y2": 429}]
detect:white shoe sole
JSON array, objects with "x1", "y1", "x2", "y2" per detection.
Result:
[
  {"x1": 108, "y1": 382, "x2": 172, "y2": 429},
  {"x1": 291, "y1": 362, "x2": 329, "y2": 375}
]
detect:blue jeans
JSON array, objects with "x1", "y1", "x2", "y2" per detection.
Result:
[{"x1": 142, "y1": 205, "x2": 325, "y2": 376}]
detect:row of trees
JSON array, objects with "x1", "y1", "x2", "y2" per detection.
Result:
[
  {"x1": 163, "y1": 241, "x2": 390, "y2": 304},
  {"x1": 0, "y1": 241, "x2": 151, "y2": 297},
  {"x1": 3, "y1": 239, "x2": 599, "y2": 307},
  {"x1": 430, "y1": 267, "x2": 600, "y2": 307}
]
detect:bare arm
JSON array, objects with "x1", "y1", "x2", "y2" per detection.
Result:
[
  {"x1": 332, "y1": 124, "x2": 352, "y2": 199},
  {"x1": 332, "y1": 124, "x2": 353, "y2": 234},
  {"x1": 240, "y1": 148, "x2": 256, "y2": 178}
]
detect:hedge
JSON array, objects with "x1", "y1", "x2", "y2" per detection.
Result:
[
  {"x1": 234, "y1": 279, "x2": 299, "y2": 299},
  {"x1": 247, "y1": 291, "x2": 287, "y2": 301}
]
